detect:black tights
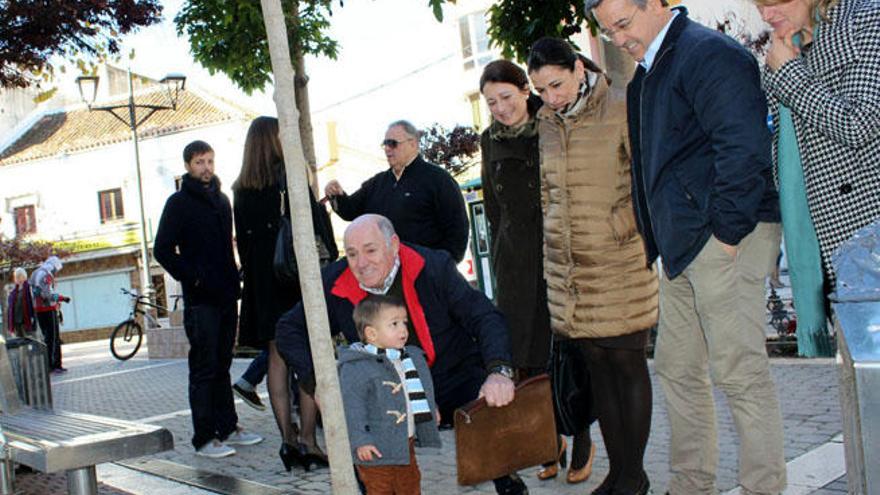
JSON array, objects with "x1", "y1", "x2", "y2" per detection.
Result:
[{"x1": 578, "y1": 340, "x2": 651, "y2": 492}]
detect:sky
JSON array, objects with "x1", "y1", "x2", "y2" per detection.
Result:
[
  {"x1": 42, "y1": 0, "x2": 769, "y2": 164},
  {"x1": 84, "y1": 0, "x2": 470, "y2": 132}
]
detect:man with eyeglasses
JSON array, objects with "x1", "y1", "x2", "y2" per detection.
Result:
[
  {"x1": 324, "y1": 120, "x2": 469, "y2": 263},
  {"x1": 587, "y1": 1, "x2": 785, "y2": 495}
]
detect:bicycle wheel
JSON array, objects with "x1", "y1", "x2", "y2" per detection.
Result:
[{"x1": 110, "y1": 319, "x2": 143, "y2": 361}]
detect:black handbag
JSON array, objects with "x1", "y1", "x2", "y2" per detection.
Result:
[
  {"x1": 273, "y1": 183, "x2": 299, "y2": 287},
  {"x1": 549, "y1": 337, "x2": 594, "y2": 436}
]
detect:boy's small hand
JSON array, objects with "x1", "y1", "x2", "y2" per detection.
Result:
[
  {"x1": 435, "y1": 410, "x2": 441, "y2": 426},
  {"x1": 357, "y1": 445, "x2": 382, "y2": 461}
]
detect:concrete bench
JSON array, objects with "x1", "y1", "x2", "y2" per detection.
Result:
[{"x1": 0, "y1": 337, "x2": 173, "y2": 495}]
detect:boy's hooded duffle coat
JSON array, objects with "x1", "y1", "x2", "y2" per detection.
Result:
[
  {"x1": 537, "y1": 68, "x2": 658, "y2": 339},
  {"x1": 338, "y1": 344, "x2": 441, "y2": 466}
]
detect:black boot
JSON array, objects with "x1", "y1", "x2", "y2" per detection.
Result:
[{"x1": 493, "y1": 473, "x2": 529, "y2": 495}]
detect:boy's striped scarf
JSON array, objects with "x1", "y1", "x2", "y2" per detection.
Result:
[{"x1": 364, "y1": 345, "x2": 432, "y2": 423}]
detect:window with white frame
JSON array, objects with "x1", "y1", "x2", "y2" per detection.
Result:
[{"x1": 459, "y1": 11, "x2": 492, "y2": 71}]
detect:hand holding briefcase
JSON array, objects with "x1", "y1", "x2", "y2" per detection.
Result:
[{"x1": 454, "y1": 374, "x2": 557, "y2": 486}]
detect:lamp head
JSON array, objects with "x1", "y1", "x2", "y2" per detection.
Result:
[
  {"x1": 75, "y1": 75, "x2": 99, "y2": 107},
  {"x1": 160, "y1": 73, "x2": 186, "y2": 109}
]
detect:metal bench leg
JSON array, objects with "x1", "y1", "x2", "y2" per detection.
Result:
[
  {"x1": 67, "y1": 466, "x2": 97, "y2": 495},
  {"x1": 0, "y1": 458, "x2": 13, "y2": 495}
]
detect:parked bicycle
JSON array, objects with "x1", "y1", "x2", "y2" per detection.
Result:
[{"x1": 111, "y1": 288, "x2": 181, "y2": 361}]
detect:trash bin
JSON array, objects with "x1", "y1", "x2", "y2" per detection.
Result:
[
  {"x1": 4, "y1": 337, "x2": 52, "y2": 410},
  {"x1": 832, "y1": 217, "x2": 880, "y2": 494}
]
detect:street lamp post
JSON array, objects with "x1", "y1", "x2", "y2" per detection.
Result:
[{"x1": 76, "y1": 69, "x2": 186, "y2": 300}]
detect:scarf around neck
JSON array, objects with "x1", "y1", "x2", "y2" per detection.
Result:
[
  {"x1": 556, "y1": 70, "x2": 598, "y2": 119},
  {"x1": 488, "y1": 116, "x2": 538, "y2": 141},
  {"x1": 363, "y1": 344, "x2": 432, "y2": 423}
]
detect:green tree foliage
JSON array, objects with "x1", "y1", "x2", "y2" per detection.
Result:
[
  {"x1": 174, "y1": 0, "x2": 339, "y2": 94},
  {"x1": 0, "y1": 0, "x2": 162, "y2": 88},
  {"x1": 429, "y1": 0, "x2": 594, "y2": 63},
  {"x1": 487, "y1": 0, "x2": 589, "y2": 62}
]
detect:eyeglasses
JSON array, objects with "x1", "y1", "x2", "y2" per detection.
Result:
[
  {"x1": 597, "y1": 6, "x2": 640, "y2": 41},
  {"x1": 381, "y1": 138, "x2": 414, "y2": 149}
]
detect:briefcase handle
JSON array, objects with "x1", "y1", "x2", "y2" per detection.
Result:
[{"x1": 455, "y1": 374, "x2": 550, "y2": 424}]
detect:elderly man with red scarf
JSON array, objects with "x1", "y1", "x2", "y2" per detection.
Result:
[{"x1": 276, "y1": 214, "x2": 527, "y2": 494}]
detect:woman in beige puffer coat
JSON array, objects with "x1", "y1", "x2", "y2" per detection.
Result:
[{"x1": 528, "y1": 37, "x2": 659, "y2": 495}]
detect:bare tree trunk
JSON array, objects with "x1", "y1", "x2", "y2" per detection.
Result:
[
  {"x1": 259, "y1": 1, "x2": 358, "y2": 492},
  {"x1": 289, "y1": 0, "x2": 320, "y2": 197}
]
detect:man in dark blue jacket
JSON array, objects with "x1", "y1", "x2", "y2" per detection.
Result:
[
  {"x1": 154, "y1": 140, "x2": 261, "y2": 459},
  {"x1": 589, "y1": 1, "x2": 785, "y2": 494},
  {"x1": 276, "y1": 214, "x2": 526, "y2": 494},
  {"x1": 323, "y1": 120, "x2": 469, "y2": 262}
]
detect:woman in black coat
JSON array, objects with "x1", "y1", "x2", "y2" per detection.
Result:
[
  {"x1": 233, "y1": 116, "x2": 337, "y2": 471},
  {"x1": 480, "y1": 60, "x2": 594, "y2": 485}
]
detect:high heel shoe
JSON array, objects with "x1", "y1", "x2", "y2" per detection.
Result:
[
  {"x1": 566, "y1": 442, "x2": 595, "y2": 484},
  {"x1": 591, "y1": 472, "x2": 616, "y2": 495},
  {"x1": 536, "y1": 437, "x2": 567, "y2": 480},
  {"x1": 279, "y1": 443, "x2": 302, "y2": 472},
  {"x1": 297, "y1": 442, "x2": 329, "y2": 471}
]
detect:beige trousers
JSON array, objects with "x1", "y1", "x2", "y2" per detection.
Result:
[{"x1": 655, "y1": 222, "x2": 786, "y2": 495}]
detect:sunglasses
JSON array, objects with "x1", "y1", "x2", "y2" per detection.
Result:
[{"x1": 381, "y1": 138, "x2": 414, "y2": 149}]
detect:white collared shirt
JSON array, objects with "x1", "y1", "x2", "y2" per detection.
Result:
[{"x1": 640, "y1": 10, "x2": 679, "y2": 71}]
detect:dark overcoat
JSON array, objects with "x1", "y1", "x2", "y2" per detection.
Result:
[
  {"x1": 235, "y1": 180, "x2": 337, "y2": 347},
  {"x1": 480, "y1": 95, "x2": 551, "y2": 369}
]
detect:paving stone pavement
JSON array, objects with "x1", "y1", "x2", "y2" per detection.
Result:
[{"x1": 13, "y1": 340, "x2": 844, "y2": 494}]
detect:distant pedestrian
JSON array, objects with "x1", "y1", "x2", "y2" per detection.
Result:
[
  {"x1": 154, "y1": 139, "x2": 263, "y2": 459},
  {"x1": 324, "y1": 120, "x2": 469, "y2": 262},
  {"x1": 6, "y1": 267, "x2": 38, "y2": 340},
  {"x1": 339, "y1": 294, "x2": 441, "y2": 494},
  {"x1": 30, "y1": 256, "x2": 69, "y2": 372},
  {"x1": 589, "y1": 0, "x2": 786, "y2": 493}
]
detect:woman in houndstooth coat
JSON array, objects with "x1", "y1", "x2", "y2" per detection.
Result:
[{"x1": 756, "y1": 0, "x2": 880, "y2": 291}]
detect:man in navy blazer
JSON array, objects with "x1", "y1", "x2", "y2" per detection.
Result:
[{"x1": 589, "y1": 1, "x2": 785, "y2": 494}]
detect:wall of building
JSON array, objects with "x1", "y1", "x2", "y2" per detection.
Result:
[{"x1": 0, "y1": 113, "x2": 251, "y2": 339}]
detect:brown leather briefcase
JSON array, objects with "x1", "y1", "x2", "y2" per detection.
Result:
[{"x1": 454, "y1": 374, "x2": 557, "y2": 486}]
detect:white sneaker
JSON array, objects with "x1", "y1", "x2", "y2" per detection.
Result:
[
  {"x1": 225, "y1": 428, "x2": 263, "y2": 446},
  {"x1": 196, "y1": 439, "x2": 236, "y2": 458}
]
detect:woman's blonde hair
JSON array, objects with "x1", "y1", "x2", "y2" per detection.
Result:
[{"x1": 753, "y1": 0, "x2": 840, "y2": 20}]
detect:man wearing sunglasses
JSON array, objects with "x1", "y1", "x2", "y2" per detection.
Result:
[
  {"x1": 324, "y1": 120, "x2": 469, "y2": 263},
  {"x1": 587, "y1": 1, "x2": 785, "y2": 495}
]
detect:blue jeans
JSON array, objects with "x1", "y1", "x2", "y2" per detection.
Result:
[
  {"x1": 241, "y1": 349, "x2": 268, "y2": 387},
  {"x1": 184, "y1": 303, "x2": 239, "y2": 450}
]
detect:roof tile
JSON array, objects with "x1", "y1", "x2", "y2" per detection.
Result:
[{"x1": 0, "y1": 90, "x2": 248, "y2": 166}]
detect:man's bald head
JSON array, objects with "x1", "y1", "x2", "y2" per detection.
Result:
[{"x1": 343, "y1": 214, "x2": 400, "y2": 289}]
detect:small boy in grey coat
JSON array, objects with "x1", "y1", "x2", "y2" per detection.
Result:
[{"x1": 339, "y1": 294, "x2": 441, "y2": 494}]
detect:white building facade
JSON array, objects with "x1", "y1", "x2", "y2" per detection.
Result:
[{"x1": 0, "y1": 72, "x2": 253, "y2": 339}]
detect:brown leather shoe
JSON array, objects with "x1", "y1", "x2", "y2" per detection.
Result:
[
  {"x1": 566, "y1": 442, "x2": 596, "y2": 484},
  {"x1": 536, "y1": 437, "x2": 567, "y2": 480}
]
